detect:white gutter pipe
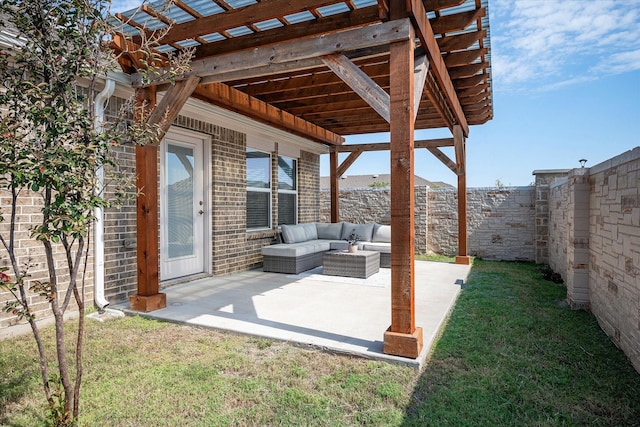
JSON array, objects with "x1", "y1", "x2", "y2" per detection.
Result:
[{"x1": 93, "y1": 78, "x2": 115, "y2": 312}]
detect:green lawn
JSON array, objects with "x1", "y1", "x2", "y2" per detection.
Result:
[{"x1": 2, "y1": 260, "x2": 639, "y2": 426}]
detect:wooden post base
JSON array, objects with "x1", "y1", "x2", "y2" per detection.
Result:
[
  {"x1": 383, "y1": 326, "x2": 423, "y2": 358},
  {"x1": 129, "y1": 293, "x2": 167, "y2": 312},
  {"x1": 455, "y1": 255, "x2": 471, "y2": 265}
]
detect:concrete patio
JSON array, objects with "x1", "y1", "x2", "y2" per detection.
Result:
[{"x1": 115, "y1": 260, "x2": 471, "y2": 369}]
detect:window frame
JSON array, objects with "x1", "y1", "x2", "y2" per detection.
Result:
[
  {"x1": 277, "y1": 155, "x2": 298, "y2": 226},
  {"x1": 246, "y1": 148, "x2": 272, "y2": 231}
]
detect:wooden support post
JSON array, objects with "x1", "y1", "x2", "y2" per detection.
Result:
[
  {"x1": 383, "y1": 6, "x2": 423, "y2": 359},
  {"x1": 454, "y1": 124, "x2": 470, "y2": 265},
  {"x1": 330, "y1": 149, "x2": 339, "y2": 223},
  {"x1": 130, "y1": 86, "x2": 166, "y2": 312}
]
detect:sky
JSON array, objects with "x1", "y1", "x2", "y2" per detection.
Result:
[
  {"x1": 332, "y1": 0, "x2": 640, "y2": 187},
  {"x1": 112, "y1": 0, "x2": 640, "y2": 187}
]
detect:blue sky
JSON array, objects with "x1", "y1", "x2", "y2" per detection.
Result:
[
  {"x1": 112, "y1": 0, "x2": 640, "y2": 187},
  {"x1": 332, "y1": 0, "x2": 640, "y2": 187}
]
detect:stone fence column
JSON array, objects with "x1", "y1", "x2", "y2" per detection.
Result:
[{"x1": 566, "y1": 168, "x2": 591, "y2": 309}]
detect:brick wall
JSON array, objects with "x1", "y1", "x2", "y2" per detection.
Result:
[
  {"x1": 100, "y1": 113, "x2": 320, "y2": 298},
  {"x1": 298, "y1": 151, "x2": 321, "y2": 224},
  {"x1": 0, "y1": 182, "x2": 89, "y2": 336}
]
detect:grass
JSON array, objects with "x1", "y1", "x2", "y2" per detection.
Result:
[
  {"x1": 415, "y1": 253, "x2": 457, "y2": 263},
  {"x1": 2, "y1": 260, "x2": 640, "y2": 426}
]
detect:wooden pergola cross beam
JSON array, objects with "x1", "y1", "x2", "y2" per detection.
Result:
[{"x1": 131, "y1": 18, "x2": 413, "y2": 87}]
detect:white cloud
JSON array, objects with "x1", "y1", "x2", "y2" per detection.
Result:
[
  {"x1": 111, "y1": 0, "x2": 148, "y2": 13},
  {"x1": 491, "y1": 0, "x2": 640, "y2": 91}
]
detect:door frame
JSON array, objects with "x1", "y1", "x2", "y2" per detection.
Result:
[{"x1": 159, "y1": 127, "x2": 212, "y2": 281}]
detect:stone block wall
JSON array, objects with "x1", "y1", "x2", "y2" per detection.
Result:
[
  {"x1": 547, "y1": 147, "x2": 640, "y2": 373},
  {"x1": 548, "y1": 179, "x2": 569, "y2": 280},
  {"x1": 319, "y1": 187, "x2": 428, "y2": 253},
  {"x1": 319, "y1": 185, "x2": 535, "y2": 259},
  {"x1": 428, "y1": 187, "x2": 536, "y2": 261},
  {"x1": 588, "y1": 148, "x2": 640, "y2": 372},
  {"x1": 533, "y1": 170, "x2": 570, "y2": 264}
]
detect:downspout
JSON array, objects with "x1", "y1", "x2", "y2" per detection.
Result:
[{"x1": 93, "y1": 79, "x2": 115, "y2": 312}]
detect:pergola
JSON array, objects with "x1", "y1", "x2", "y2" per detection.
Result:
[{"x1": 113, "y1": 0, "x2": 493, "y2": 358}]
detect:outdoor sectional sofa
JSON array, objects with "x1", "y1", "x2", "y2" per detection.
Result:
[{"x1": 262, "y1": 222, "x2": 391, "y2": 274}]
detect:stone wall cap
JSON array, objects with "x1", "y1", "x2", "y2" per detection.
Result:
[
  {"x1": 532, "y1": 169, "x2": 571, "y2": 175},
  {"x1": 590, "y1": 146, "x2": 640, "y2": 175}
]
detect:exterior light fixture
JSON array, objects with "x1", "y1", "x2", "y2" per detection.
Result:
[{"x1": 579, "y1": 159, "x2": 587, "y2": 168}]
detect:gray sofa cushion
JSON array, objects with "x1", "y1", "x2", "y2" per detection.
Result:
[
  {"x1": 341, "y1": 222, "x2": 375, "y2": 242},
  {"x1": 281, "y1": 224, "x2": 310, "y2": 243},
  {"x1": 315, "y1": 222, "x2": 343, "y2": 240},
  {"x1": 372, "y1": 224, "x2": 391, "y2": 243},
  {"x1": 362, "y1": 242, "x2": 391, "y2": 253},
  {"x1": 302, "y1": 223, "x2": 318, "y2": 241},
  {"x1": 262, "y1": 240, "x2": 332, "y2": 257}
]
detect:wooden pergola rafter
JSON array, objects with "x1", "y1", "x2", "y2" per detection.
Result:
[{"x1": 112, "y1": 0, "x2": 492, "y2": 359}]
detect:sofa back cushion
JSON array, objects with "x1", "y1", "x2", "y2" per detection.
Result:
[
  {"x1": 315, "y1": 222, "x2": 344, "y2": 240},
  {"x1": 372, "y1": 224, "x2": 391, "y2": 243},
  {"x1": 281, "y1": 223, "x2": 315, "y2": 243},
  {"x1": 340, "y1": 222, "x2": 375, "y2": 242},
  {"x1": 302, "y1": 223, "x2": 318, "y2": 241}
]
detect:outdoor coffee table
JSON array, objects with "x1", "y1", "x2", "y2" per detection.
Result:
[{"x1": 322, "y1": 250, "x2": 380, "y2": 279}]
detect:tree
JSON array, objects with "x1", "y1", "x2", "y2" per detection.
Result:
[{"x1": 0, "y1": 0, "x2": 190, "y2": 424}]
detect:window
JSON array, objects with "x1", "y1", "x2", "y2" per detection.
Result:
[
  {"x1": 246, "y1": 148, "x2": 271, "y2": 229},
  {"x1": 278, "y1": 156, "x2": 297, "y2": 225}
]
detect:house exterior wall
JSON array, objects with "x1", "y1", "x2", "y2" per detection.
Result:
[
  {"x1": 1, "y1": 92, "x2": 324, "y2": 337},
  {"x1": 0, "y1": 184, "x2": 89, "y2": 335},
  {"x1": 100, "y1": 112, "x2": 321, "y2": 300}
]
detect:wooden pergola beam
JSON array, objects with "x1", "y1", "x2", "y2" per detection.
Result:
[
  {"x1": 444, "y1": 48, "x2": 488, "y2": 67},
  {"x1": 132, "y1": 19, "x2": 412, "y2": 87},
  {"x1": 408, "y1": 0, "x2": 469, "y2": 136},
  {"x1": 192, "y1": 6, "x2": 380, "y2": 60},
  {"x1": 437, "y1": 29, "x2": 486, "y2": 52},
  {"x1": 130, "y1": 77, "x2": 201, "y2": 313},
  {"x1": 424, "y1": 0, "x2": 466, "y2": 11},
  {"x1": 321, "y1": 53, "x2": 391, "y2": 123},
  {"x1": 383, "y1": 2, "x2": 423, "y2": 359},
  {"x1": 430, "y1": 8, "x2": 485, "y2": 34},
  {"x1": 333, "y1": 138, "x2": 454, "y2": 152},
  {"x1": 453, "y1": 124, "x2": 470, "y2": 265},
  {"x1": 148, "y1": 76, "x2": 202, "y2": 139},
  {"x1": 330, "y1": 151, "x2": 339, "y2": 222},
  {"x1": 336, "y1": 151, "x2": 363, "y2": 177},
  {"x1": 148, "y1": 0, "x2": 342, "y2": 46},
  {"x1": 454, "y1": 73, "x2": 487, "y2": 89},
  {"x1": 413, "y1": 54, "x2": 429, "y2": 122},
  {"x1": 427, "y1": 147, "x2": 457, "y2": 174},
  {"x1": 193, "y1": 83, "x2": 344, "y2": 145}
]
